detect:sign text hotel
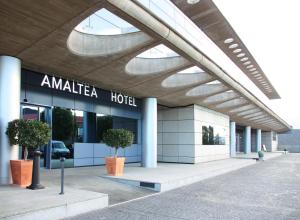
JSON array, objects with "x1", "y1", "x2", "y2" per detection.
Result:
[{"x1": 40, "y1": 75, "x2": 137, "y2": 107}]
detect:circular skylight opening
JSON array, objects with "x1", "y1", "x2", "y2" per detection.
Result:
[
  {"x1": 243, "y1": 61, "x2": 251, "y2": 65},
  {"x1": 137, "y1": 44, "x2": 179, "y2": 58},
  {"x1": 75, "y1": 9, "x2": 139, "y2": 35},
  {"x1": 229, "y1": 44, "x2": 239, "y2": 49},
  {"x1": 224, "y1": 38, "x2": 234, "y2": 44},
  {"x1": 237, "y1": 53, "x2": 245, "y2": 58},
  {"x1": 161, "y1": 67, "x2": 208, "y2": 88},
  {"x1": 249, "y1": 68, "x2": 257, "y2": 71},
  {"x1": 246, "y1": 65, "x2": 254, "y2": 69},
  {"x1": 240, "y1": 57, "x2": 249, "y2": 62},
  {"x1": 233, "y1": 49, "x2": 242, "y2": 53},
  {"x1": 187, "y1": 0, "x2": 200, "y2": 4}
]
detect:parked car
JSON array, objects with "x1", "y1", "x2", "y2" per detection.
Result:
[{"x1": 51, "y1": 141, "x2": 71, "y2": 159}]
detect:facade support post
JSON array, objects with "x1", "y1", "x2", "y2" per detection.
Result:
[
  {"x1": 142, "y1": 98, "x2": 157, "y2": 168},
  {"x1": 244, "y1": 126, "x2": 251, "y2": 154},
  {"x1": 230, "y1": 121, "x2": 236, "y2": 157},
  {"x1": 256, "y1": 129, "x2": 262, "y2": 152},
  {"x1": 0, "y1": 56, "x2": 21, "y2": 184}
]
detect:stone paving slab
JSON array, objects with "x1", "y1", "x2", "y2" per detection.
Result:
[
  {"x1": 103, "y1": 157, "x2": 259, "y2": 192},
  {"x1": 69, "y1": 154, "x2": 300, "y2": 220},
  {"x1": 235, "y1": 151, "x2": 283, "y2": 160},
  {"x1": 0, "y1": 187, "x2": 108, "y2": 220}
]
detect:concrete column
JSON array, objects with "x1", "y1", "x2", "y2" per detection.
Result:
[
  {"x1": 0, "y1": 56, "x2": 21, "y2": 184},
  {"x1": 256, "y1": 129, "x2": 262, "y2": 152},
  {"x1": 244, "y1": 126, "x2": 251, "y2": 154},
  {"x1": 230, "y1": 121, "x2": 236, "y2": 157},
  {"x1": 142, "y1": 98, "x2": 157, "y2": 168},
  {"x1": 83, "y1": 112, "x2": 96, "y2": 143}
]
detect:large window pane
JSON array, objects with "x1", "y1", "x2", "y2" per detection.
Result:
[
  {"x1": 202, "y1": 124, "x2": 226, "y2": 145},
  {"x1": 113, "y1": 116, "x2": 138, "y2": 144},
  {"x1": 52, "y1": 107, "x2": 74, "y2": 168},
  {"x1": 73, "y1": 110, "x2": 84, "y2": 143},
  {"x1": 22, "y1": 105, "x2": 39, "y2": 120},
  {"x1": 96, "y1": 114, "x2": 113, "y2": 142}
]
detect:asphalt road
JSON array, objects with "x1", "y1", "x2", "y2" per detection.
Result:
[{"x1": 69, "y1": 154, "x2": 300, "y2": 220}]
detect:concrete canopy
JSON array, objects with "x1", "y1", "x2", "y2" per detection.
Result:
[
  {"x1": 186, "y1": 83, "x2": 228, "y2": 97},
  {"x1": 161, "y1": 71, "x2": 213, "y2": 88},
  {"x1": 0, "y1": 0, "x2": 290, "y2": 132},
  {"x1": 170, "y1": 0, "x2": 280, "y2": 100}
]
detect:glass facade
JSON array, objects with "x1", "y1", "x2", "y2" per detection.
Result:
[
  {"x1": 21, "y1": 105, "x2": 51, "y2": 167},
  {"x1": 202, "y1": 124, "x2": 226, "y2": 145},
  {"x1": 272, "y1": 131, "x2": 277, "y2": 141},
  {"x1": 21, "y1": 104, "x2": 139, "y2": 169},
  {"x1": 20, "y1": 69, "x2": 141, "y2": 169}
]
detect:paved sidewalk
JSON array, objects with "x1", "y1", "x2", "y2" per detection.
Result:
[
  {"x1": 104, "y1": 157, "x2": 258, "y2": 192},
  {"x1": 40, "y1": 163, "x2": 154, "y2": 205},
  {"x1": 0, "y1": 186, "x2": 108, "y2": 220},
  {"x1": 69, "y1": 154, "x2": 300, "y2": 220}
]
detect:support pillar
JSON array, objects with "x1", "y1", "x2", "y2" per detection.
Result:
[
  {"x1": 142, "y1": 98, "x2": 157, "y2": 168},
  {"x1": 83, "y1": 112, "x2": 96, "y2": 143},
  {"x1": 244, "y1": 126, "x2": 251, "y2": 154},
  {"x1": 0, "y1": 56, "x2": 21, "y2": 184},
  {"x1": 256, "y1": 129, "x2": 262, "y2": 152},
  {"x1": 230, "y1": 121, "x2": 236, "y2": 157}
]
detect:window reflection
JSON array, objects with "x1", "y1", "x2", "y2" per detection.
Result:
[
  {"x1": 22, "y1": 106, "x2": 39, "y2": 120},
  {"x1": 202, "y1": 124, "x2": 226, "y2": 145},
  {"x1": 52, "y1": 107, "x2": 74, "y2": 168},
  {"x1": 96, "y1": 114, "x2": 113, "y2": 142},
  {"x1": 73, "y1": 110, "x2": 84, "y2": 142},
  {"x1": 113, "y1": 116, "x2": 137, "y2": 144},
  {"x1": 21, "y1": 104, "x2": 51, "y2": 167}
]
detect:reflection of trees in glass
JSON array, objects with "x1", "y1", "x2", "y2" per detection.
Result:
[
  {"x1": 208, "y1": 126, "x2": 214, "y2": 145},
  {"x1": 202, "y1": 125, "x2": 226, "y2": 145},
  {"x1": 52, "y1": 107, "x2": 74, "y2": 145},
  {"x1": 215, "y1": 133, "x2": 220, "y2": 145},
  {"x1": 202, "y1": 126, "x2": 209, "y2": 145},
  {"x1": 113, "y1": 116, "x2": 137, "y2": 144},
  {"x1": 96, "y1": 115, "x2": 113, "y2": 142}
]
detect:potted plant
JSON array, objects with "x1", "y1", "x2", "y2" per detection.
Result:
[
  {"x1": 258, "y1": 150, "x2": 264, "y2": 161},
  {"x1": 6, "y1": 119, "x2": 51, "y2": 187},
  {"x1": 102, "y1": 129, "x2": 134, "y2": 176}
]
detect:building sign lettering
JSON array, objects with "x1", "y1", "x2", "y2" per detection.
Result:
[
  {"x1": 41, "y1": 75, "x2": 98, "y2": 98},
  {"x1": 40, "y1": 74, "x2": 138, "y2": 107},
  {"x1": 111, "y1": 91, "x2": 137, "y2": 107}
]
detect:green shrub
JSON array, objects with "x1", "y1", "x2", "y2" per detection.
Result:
[
  {"x1": 102, "y1": 129, "x2": 134, "y2": 157},
  {"x1": 6, "y1": 119, "x2": 51, "y2": 160},
  {"x1": 258, "y1": 150, "x2": 264, "y2": 158}
]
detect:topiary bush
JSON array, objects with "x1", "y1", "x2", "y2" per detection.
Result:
[
  {"x1": 6, "y1": 119, "x2": 51, "y2": 160},
  {"x1": 258, "y1": 150, "x2": 264, "y2": 158},
  {"x1": 102, "y1": 129, "x2": 134, "y2": 157}
]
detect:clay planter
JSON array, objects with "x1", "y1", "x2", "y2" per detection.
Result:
[
  {"x1": 10, "y1": 160, "x2": 33, "y2": 187},
  {"x1": 105, "y1": 157, "x2": 125, "y2": 176}
]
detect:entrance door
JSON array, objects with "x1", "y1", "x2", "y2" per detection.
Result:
[{"x1": 21, "y1": 104, "x2": 52, "y2": 167}]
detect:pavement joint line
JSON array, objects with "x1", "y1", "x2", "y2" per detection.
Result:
[
  {"x1": 107, "y1": 157, "x2": 270, "y2": 208},
  {"x1": 109, "y1": 202, "x2": 190, "y2": 220}
]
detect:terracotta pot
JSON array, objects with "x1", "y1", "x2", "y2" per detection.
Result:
[
  {"x1": 105, "y1": 157, "x2": 125, "y2": 176},
  {"x1": 10, "y1": 160, "x2": 33, "y2": 187}
]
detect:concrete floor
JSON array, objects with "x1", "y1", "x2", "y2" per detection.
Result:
[
  {"x1": 104, "y1": 157, "x2": 259, "y2": 192},
  {"x1": 69, "y1": 154, "x2": 300, "y2": 220},
  {"x1": 41, "y1": 163, "x2": 154, "y2": 205}
]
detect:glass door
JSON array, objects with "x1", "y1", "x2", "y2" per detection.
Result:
[{"x1": 21, "y1": 104, "x2": 52, "y2": 167}]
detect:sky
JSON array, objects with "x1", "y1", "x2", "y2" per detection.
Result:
[{"x1": 213, "y1": 0, "x2": 300, "y2": 128}]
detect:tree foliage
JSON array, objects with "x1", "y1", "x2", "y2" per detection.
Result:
[
  {"x1": 102, "y1": 129, "x2": 134, "y2": 157},
  {"x1": 6, "y1": 119, "x2": 51, "y2": 150},
  {"x1": 52, "y1": 107, "x2": 74, "y2": 142}
]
